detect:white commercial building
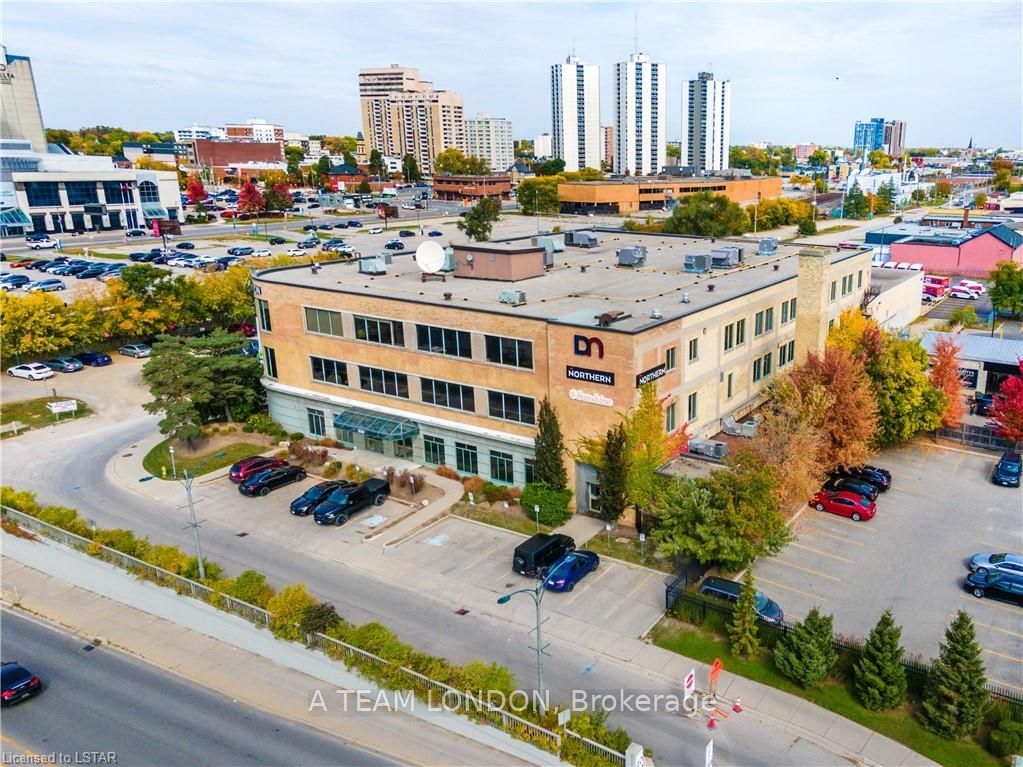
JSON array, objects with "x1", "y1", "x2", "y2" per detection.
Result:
[
  {"x1": 174, "y1": 124, "x2": 227, "y2": 142},
  {"x1": 681, "y1": 71, "x2": 731, "y2": 173},
  {"x1": 534, "y1": 132, "x2": 553, "y2": 159},
  {"x1": 551, "y1": 55, "x2": 600, "y2": 171},
  {"x1": 0, "y1": 47, "x2": 47, "y2": 153},
  {"x1": 466, "y1": 113, "x2": 514, "y2": 173},
  {"x1": 614, "y1": 53, "x2": 666, "y2": 176}
]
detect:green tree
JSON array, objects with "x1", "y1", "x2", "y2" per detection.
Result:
[
  {"x1": 875, "y1": 180, "x2": 897, "y2": 214},
  {"x1": 972, "y1": 192, "x2": 988, "y2": 209},
  {"x1": 535, "y1": 158, "x2": 566, "y2": 176},
  {"x1": 368, "y1": 149, "x2": 385, "y2": 178},
  {"x1": 932, "y1": 178, "x2": 952, "y2": 201},
  {"x1": 728, "y1": 570, "x2": 762, "y2": 658},
  {"x1": 401, "y1": 153, "x2": 422, "y2": 182},
  {"x1": 989, "y1": 261, "x2": 1023, "y2": 317},
  {"x1": 662, "y1": 191, "x2": 751, "y2": 236},
  {"x1": 299, "y1": 602, "x2": 341, "y2": 635},
  {"x1": 596, "y1": 423, "x2": 628, "y2": 524},
  {"x1": 774, "y1": 607, "x2": 837, "y2": 688},
  {"x1": 920, "y1": 610, "x2": 989, "y2": 739},
  {"x1": 868, "y1": 149, "x2": 892, "y2": 169},
  {"x1": 844, "y1": 182, "x2": 868, "y2": 219},
  {"x1": 464, "y1": 155, "x2": 491, "y2": 175},
  {"x1": 624, "y1": 383, "x2": 687, "y2": 510},
  {"x1": 797, "y1": 218, "x2": 817, "y2": 235},
  {"x1": 434, "y1": 147, "x2": 469, "y2": 175},
  {"x1": 533, "y1": 397, "x2": 567, "y2": 490},
  {"x1": 263, "y1": 182, "x2": 292, "y2": 213},
  {"x1": 141, "y1": 340, "x2": 212, "y2": 445},
  {"x1": 284, "y1": 145, "x2": 305, "y2": 180},
  {"x1": 666, "y1": 144, "x2": 682, "y2": 161},
  {"x1": 456, "y1": 196, "x2": 501, "y2": 241},
  {"x1": 809, "y1": 148, "x2": 830, "y2": 167},
  {"x1": 517, "y1": 177, "x2": 560, "y2": 215},
  {"x1": 315, "y1": 155, "x2": 332, "y2": 184},
  {"x1": 357, "y1": 178, "x2": 372, "y2": 194},
  {"x1": 854, "y1": 609, "x2": 908, "y2": 711},
  {"x1": 267, "y1": 584, "x2": 318, "y2": 641},
  {"x1": 871, "y1": 337, "x2": 945, "y2": 445},
  {"x1": 227, "y1": 569, "x2": 275, "y2": 608}
]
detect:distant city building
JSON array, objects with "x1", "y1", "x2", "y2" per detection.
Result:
[
  {"x1": 188, "y1": 139, "x2": 285, "y2": 182},
  {"x1": 121, "y1": 142, "x2": 187, "y2": 166},
  {"x1": 534, "y1": 132, "x2": 553, "y2": 159},
  {"x1": 225, "y1": 118, "x2": 284, "y2": 145},
  {"x1": 794, "y1": 143, "x2": 818, "y2": 162},
  {"x1": 883, "y1": 120, "x2": 906, "y2": 158},
  {"x1": 358, "y1": 64, "x2": 465, "y2": 176},
  {"x1": 173, "y1": 124, "x2": 227, "y2": 142},
  {"x1": 666, "y1": 139, "x2": 682, "y2": 168},
  {"x1": 0, "y1": 47, "x2": 47, "y2": 153},
  {"x1": 602, "y1": 126, "x2": 615, "y2": 167},
  {"x1": 614, "y1": 54, "x2": 666, "y2": 176},
  {"x1": 853, "y1": 118, "x2": 907, "y2": 159},
  {"x1": 680, "y1": 71, "x2": 731, "y2": 173},
  {"x1": 551, "y1": 55, "x2": 600, "y2": 171},
  {"x1": 466, "y1": 113, "x2": 514, "y2": 173}
]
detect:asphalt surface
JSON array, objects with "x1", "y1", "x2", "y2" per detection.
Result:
[{"x1": 0, "y1": 610, "x2": 398, "y2": 767}]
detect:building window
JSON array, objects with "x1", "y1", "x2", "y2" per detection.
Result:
[
  {"x1": 421, "y1": 378, "x2": 475, "y2": 412},
  {"x1": 724, "y1": 324, "x2": 734, "y2": 352},
  {"x1": 365, "y1": 436, "x2": 385, "y2": 454},
  {"x1": 307, "y1": 408, "x2": 326, "y2": 437},
  {"x1": 666, "y1": 402, "x2": 677, "y2": 432},
  {"x1": 256, "y1": 299, "x2": 271, "y2": 332},
  {"x1": 455, "y1": 442, "x2": 479, "y2": 475},
  {"x1": 485, "y1": 335, "x2": 533, "y2": 369},
  {"x1": 304, "y1": 307, "x2": 343, "y2": 336},
  {"x1": 586, "y1": 481, "x2": 601, "y2": 513},
  {"x1": 755, "y1": 310, "x2": 765, "y2": 337},
  {"x1": 726, "y1": 372, "x2": 733, "y2": 399},
  {"x1": 138, "y1": 180, "x2": 160, "y2": 203},
  {"x1": 753, "y1": 357, "x2": 763, "y2": 383},
  {"x1": 782, "y1": 297, "x2": 797, "y2": 324},
  {"x1": 24, "y1": 182, "x2": 61, "y2": 208},
  {"x1": 857, "y1": 270, "x2": 863, "y2": 288},
  {"x1": 779, "y1": 343, "x2": 789, "y2": 367},
  {"x1": 688, "y1": 337, "x2": 698, "y2": 361},
  {"x1": 830, "y1": 280, "x2": 837, "y2": 301},
  {"x1": 263, "y1": 346, "x2": 277, "y2": 378},
  {"x1": 763, "y1": 351, "x2": 773, "y2": 377},
  {"x1": 488, "y1": 391, "x2": 536, "y2": 425},
  {"x1": 310, "y1": 356, "x2": 348, "y2": 386},
  {"x1": 337, "y1": 428, "x2": 355, "y2": 445},
  {"x1": 394, "y1": 437, "x2": 414, "y2": 460},
  {"x1": 358, "y1": 365, "x2": 410, "y2": 398},
  {"x1": 424, "y1": 435, "x2": 446, "y2": 465},
  {"x1": 490, "y1": 450, "x2": 514, "y2": 483},
  {"x1": 417, "y1": 324, "x2": 471, "y2": 358},
  {"x1": 666, "y1": 346, "x2": 677, "y2": 372},
  {"x1": 524, "y1": 458, "x2": 536, "y2": 485},
  {"x1": 764, "y1": 307, "x2": 774, "y2": 333},
  {"x1": 786, "y1": 339, "x2": 795, "y2": 363},
  {"x1": 829, "y1": 319, "x2": 835, "y2": 332},
  {"x1": 354, "y1": 315, "x2": 405, "y2": 347},
  {"x1": 103, "y1": 181, "x2": 132, "y2": 205},
  {"x1": 736, "y1": 318, "x2": 746, "y2": 345},
  {"x1": 65, "y1": 182, "x2": 98, "y2": 206},
  {"x1": 687, "y1": 392, "x2": 698, "y2": 421}
]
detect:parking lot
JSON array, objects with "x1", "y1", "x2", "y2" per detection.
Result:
[
  {"x1": 923, "y1": 293, "x2": 994, "y2": 320},
  {"x1": 752, "y1": 443, "x2": 1023, "y2": 691}
]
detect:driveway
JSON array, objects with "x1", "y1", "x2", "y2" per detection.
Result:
[{"x1": 753, "y1": 443, "x2": 1023, "y2": 692}]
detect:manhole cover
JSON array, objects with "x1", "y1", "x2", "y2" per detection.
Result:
[
  {"x1": 236, "y1": 532, "x2": 248, "y2": 537},
  {"x1": 122, "y1": 453, "x2": 133, "y2": 458},
  {"x1": 455, "y1": 608, "x2": 469, "y2": 616}
]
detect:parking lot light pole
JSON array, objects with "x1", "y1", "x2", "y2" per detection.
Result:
[
  {"x1": 497, "y1": 571, "x2": 556, "y2": 714},
  {"x1": 169, "y1": 446, "x2": 177, "y2": 479}
]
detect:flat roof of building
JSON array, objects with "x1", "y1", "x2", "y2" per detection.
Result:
[
  {"x1": 256, "y1": 229, "x2": 868, "y2": 334},
  {"x1": 560, "y1": 176, "x2": 766, "y2": 187},
  {"x1": 869, "y1": 266, "x2": 921, "y2": 290}
]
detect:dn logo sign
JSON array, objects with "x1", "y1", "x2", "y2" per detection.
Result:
[{"x1": 574, "y1": 335, "x2": 604, "y2": 359}]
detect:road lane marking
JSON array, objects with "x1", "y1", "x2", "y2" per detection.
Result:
[
  {"x1": 760, "y1": 557, "x2": 841, "y2": 582},
  {"x1": 974, "y1": 619, "x2": 1023, "y2": 640},
  {"x1": 810, "y1": 516, "x2": 878, "y2": 533},
  {"x1": 0, "y1": 734, "x2": 41, "y2": 758},
  {"x1": 802, "y1": 528, "x2": 865, "y2": 547},
  {"x1": 754, "y1": 575, "x2": 829, "y2": 602},
  {"x1": 983, "y1": 648, "x2": 1023, "y2": 665},
  {"x1": 788, "y1": 542, "x2": 855, "y2": 564}
]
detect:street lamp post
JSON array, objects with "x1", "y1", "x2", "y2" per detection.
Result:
[
  {"x1": 169, "y1": 445, "x2": 177, "y2": 479},
  {"x1": 497, "y1": 569, "x2": 557, "y2": 714}
]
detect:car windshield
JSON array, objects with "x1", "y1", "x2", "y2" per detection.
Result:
[
  {"x1": 246, "y1": 470, "x2": 271, "y2": 483},
  {"x1": 990, "y1": 554, "x2": 1008, "y2": 564},
  {"x1": 326, "y1": 489, "x2": 350, "y2": 503},
  {"x1": 754, "y1": 593, "x2": 770, "y2": 612},
  {"x1": 302, "y1": 487, "x2": 324, "y2": 500},
  {"x1": 999, "y1": 461, "x2": 1021, "y2": 475},
  {"x1": 857, "y1": 496, "x2": 872, "y2": 507}
]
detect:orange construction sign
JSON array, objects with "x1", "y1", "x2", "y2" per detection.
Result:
[{"x1": 710, "y1": 658, "x2": 724, "y2": 682}]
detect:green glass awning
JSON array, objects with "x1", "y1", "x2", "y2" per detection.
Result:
[
  {"x1": 334, "y1": 409, "x2": 419, "y2": 441},
  {"x1": 141, "y1": 203, "x2": 167, "y2": 219},
  {"x1": 0, "y1": 207, "x2": 31, "y2": 225}
]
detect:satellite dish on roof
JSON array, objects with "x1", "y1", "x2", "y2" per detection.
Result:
[{"x1": 414, "y1": 240, "x2": 445, "y2": 273}]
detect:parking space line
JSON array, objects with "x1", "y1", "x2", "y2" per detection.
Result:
[
  {"x1": 962, "y1": 595, "x2": 1023, "y2": 617},
  {"x1": 603, "y1": 572, "x2": 654, "y2": 619},
  {"x1": 983, "y1": 648, "x2": 1023, "y2": 665},
  {"x1": 802, "y1": 528, "x2": 865, "y2": 547},
  {"x1": 952, "y1": 452, "x2": 965, "y2": 474},
  {"x1": 812, "y1": 516, "x2": 877, "y2": 533},
  {"x1": 754, "y1": 575, "x2": 829, "y2": 602},
  {"x1": 788, "y1": 542, "x2": 855, "y2": 564},
  {"x1": 974, "y1": 620, "x2": 1023, "y2": 640},
  {"x1": 564, "y1": 563, "x2": 614, "y2": 606},
  {"x1": 760, "y1": 557, "x2": 841, "y2": 582},
  {"x1": 978, "y1": 542, "x2": 1023, "y2": 556},
  {"x1": 988, "y1": 678, "x2": 1023, "y2": 693}
]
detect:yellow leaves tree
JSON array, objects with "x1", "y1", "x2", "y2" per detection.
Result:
[
  {"x1": 135, "y1": 156, "x2": 177, "y2": 172},
  {"x1": 197, "y1": 265, "x2": 255, "y2": 325},
  {"x1": 0, "y1": 292, "x2": 84, "y2": 363}
]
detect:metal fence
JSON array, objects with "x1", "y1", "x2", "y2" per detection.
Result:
[
  {"x1": 564, "y1": 728, "x2": 626, "y2": 767},
  {"x1": 935, "y1": 425, "x2": 1020, "y2": 452},
  {"x1": 664, "y1": 573, "x2": 687, "y2": 612}
]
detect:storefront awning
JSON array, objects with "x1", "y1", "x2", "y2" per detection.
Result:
[
  {"x1": 0, "y1": 207, "x2": 31, "y2": 226},
  {"x1": 334, "y1": 409, "x2": 419, "y2": 441},
  {"x1": 141, "y1": 203, "x2": 168, "y2": 220}
]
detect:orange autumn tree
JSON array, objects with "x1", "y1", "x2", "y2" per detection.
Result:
[{"x1": 929, "y1": 336, "x2": 966, "y2": 427}]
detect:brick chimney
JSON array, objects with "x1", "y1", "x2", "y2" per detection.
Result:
[
  {"x1": 962, "y1": 205, "x2": 970, "y2": 229},
  {"x1": 794, "y1": 247, "x2": 835, "y2": 364}
]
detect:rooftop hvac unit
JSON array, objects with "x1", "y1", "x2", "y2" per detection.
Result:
[
  {"x1": 499, "y1": 289, "x2": 526, "y2": 306},
  {"x1": 533, "y1": 234, "x2": 565, "y2": 252},
  {"x1": 758, "y1": 237, "x2": 778, "y2": 255},
  {"x1": 442, "y1": 247, "x2": 455, "y2": 272},
  {"x1": 357, "y1": 257, "x2": 388, "y2": 275},
  {"x1": 684, "y1": 254, "x2": 712, "y2": 273},
  {"x1": 688, "y1": 438, "x2": 729, "y2": 459},
  {"x1": 617, "y1": 245, "x2": 648, "y2": 267},
  {"x1": 711, "y1": 246, "x2": 742, "y2": 269},
  {"x1": 570, "y1": 230, "x2": 599, "y2": 248}
]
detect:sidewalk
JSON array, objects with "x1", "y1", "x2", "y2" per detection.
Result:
[{"x1": 0, "y1": 534, "x2": 555, "y2": 767}]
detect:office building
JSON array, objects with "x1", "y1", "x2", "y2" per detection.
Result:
[
  {"x1": 534, "y1": 132, "x2": 553, "y2": 159},
  {"x1": 853, "y1": 118, "x2": 885, "y2": 157},
  {"x1": 680, "y1": 71, "x2": 731, "y2": 173},
  {"x1": 794, "y1": 143, "x2": 818, "y2": 162},
  {"x1": 174, "y1": 124, "x2": 227, "y2": 142},
  {"x1": 603, "y1": 126, "x2": 615, "y2": 167},
  {"x1": 0, "y1": 47, "x2": 47, "y2": 153},
  {"x1": 614, "y1": 54, "x2": 666, "y2": 176},
  {"x1": 465, "y1": 113, "x2": 514, "y2": 173},
  {"x1": 558, "y1": 176, "x2": 781, "y2": 214},
  {"x1": 883, "y1": 120, "x2": 906, "y2": 158},
  {"x1": 358, "y1": 64, "x2": 465, "y2": 176},
  {"x1": 225, "y1": 118, "x2": 285, "y2": 145},
  {"x1": 252, "y1": 233, "x2": 879, "y2": 509},
  {"x1": 551, "y1": 55, "x2": 600, "y2": 171}
]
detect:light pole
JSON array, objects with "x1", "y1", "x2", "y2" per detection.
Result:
[
  {"x1": 496, "y1": 568, "x2": 558, "y2": 714},
  {"x1": 169, "y1": 445, "x2": 177, "y2": 479}
]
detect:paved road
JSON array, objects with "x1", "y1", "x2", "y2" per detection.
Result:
[{"x1": 0, "y1": 610, "x2": 398, "y2": 767}]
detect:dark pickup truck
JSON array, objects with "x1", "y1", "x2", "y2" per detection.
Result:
[{"x1": 313, "y1": 478, "x2": 390, "y2": 526}]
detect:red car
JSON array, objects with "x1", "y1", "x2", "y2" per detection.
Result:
[
  {"x1": 229, "y1": 455, "x2": 287, "y2": 483},
  {"x1": 810, "y1": 490, "x2": 876, "y2": 522},
  {"x1": 11, "y1": 259, "x2": 34, "y2": 268},
  {"x1": 228, "y1": 322, "x2": 257, "y2": 338}
]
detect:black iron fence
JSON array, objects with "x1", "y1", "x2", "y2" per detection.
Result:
[{"x1": 935, "y1": 425, "x2": 1021, "y2": 453}]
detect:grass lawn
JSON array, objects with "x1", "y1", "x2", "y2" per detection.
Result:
[
  {"x1": 452, "y1": 501, "x2": 551, "y2": 536},
  {"x1": 582, "y1": 530, "x2": 676, "y2": 573},
  {"x1": 815, "y1": 224, "x2": 859, "y2": 235},
  {"x1": 206, "y1": 234, "x2": 282, "y2": 244},
  {"x1": 650, "y1": 621, "x2": 1000, "y2": 767},
  {"x1": 58, "y1": 248, "x2": 130, "y2": 259},
  {"x1": 142, "y1": 437, "x2": 269, "y2": 480},
  {"x1": 1, "y1": 397, "x2": 91, "y2": 434}
]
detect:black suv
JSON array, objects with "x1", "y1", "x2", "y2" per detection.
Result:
[
  {"x1": 821, "y1": 476, "x2": 879, "y2": 501},
  {"x1": 512, "y1": 533, "x2": 575, "y2": 577},
  {"x1": 833, "y1": 464, "x2": 891, "y2": 491},
  {"x1": 992, "y1": 451, "x2": 1021, "y2": 488},
  {"x1": 314, "y1": 478, "x2": 390, "y2": 526}
]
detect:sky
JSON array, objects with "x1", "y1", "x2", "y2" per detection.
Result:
[{"x1": 7, "y1": 1, "x2": 1021, "y2": 148}]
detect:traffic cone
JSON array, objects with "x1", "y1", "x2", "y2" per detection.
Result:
[
  {"x1": 708, "y1": 715, "x2": 716, "y2": 730},
  {"x1": 733, "y1": 696, "x2": 743, "y2": 713}
]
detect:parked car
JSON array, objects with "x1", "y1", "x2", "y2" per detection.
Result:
[
  {"x1": 512, "y1": 533, "x2": 575, "y2": 577},
  {"x1": 302, "y1": 224, "x2": 319, "y2": 232},
  {"x1": 98, "y1": 269, "x2": 126, "y2": 282},
  {"x1": 118, "y1": 343, "x2": 152, "y2": 358},
  {"x1": 543, "y1": 551, "x2": 600, "y2": 592},
  {"x1": 73, "y1": 350, "x2": 112, "y2": 367},
  {"x1": 285, "y1": 248, "x2": 305, "y2": 257},
  {"x1": 128, "y1": 252, "x2": 152, "y2": 262},
  {"x1": 216, "y1": 256, "x2": 243, "y2": 267},
  {"x1": 820, "y1": 476, "x2": 879, "y2": 501},
  {"x1": 1, "y1": 275, "x2": 31, "y2": 290},
  {"x1": 401, "y1": 203, "x2": 414, "y2": 210},
  {"x1": 368, "y1": 227, "x2": 384, "y2": 235},
  {"x1": 968, "y1": 552, "x2": 1023, "y2": 577},
  {"x1": 949, "y1": 285, "x2": 979, "y2": 300},
  {"x1": 26, "y1": 259, "x2": 54, "y2": 270},
  {"x1": 176, "y1": 242, "x2": 196, "y2": 250},
  {"x1": 76, "y1": 264, "x2": 112, "y2": 279},
  {"x1": 992, "y1": 451, "x2": 1021, "y2": 488},
  {"x1": 11, "y1": 258, "x2": 34, "y2": 268},
  {"x1": 698, "y1": 576, "x2": 784, "y2": 623},
  {"x1": 229, "y1": 455, "x2": 287, "y2": 483},
  {"x1": 317, "y1": 223, "x2": 333, "y2": 230},
  {"x1": 974, "y1": 393, "x2": 996, "y2": 416},
  {"x1": 957, "y1": 279, "x2": 986, "y2": 295},
  {"x1": 313, "y1": 478, "x2": 391, "y2": 526},
  {"x1": 125, "y1": 229, "x2": 148, "y2": 238},
  {"x1": 428, "y1": 230, "x2": 443, "y2": 237},
  {"x1": 25, "y1": 279, "x2": 66, "y2": 292},
  {"x1": 964, "y1": 571, "x2": 1023, "y2": 603},
  {"x1": 810, "y1": 489, "x2": 877, "y2": 521},
  {"x1": 398, "y1": 230, "x2": 415, "y2": 238},
  {"x1": 1, "y1": 662, "x2": 42, "y2": 706},
  {"x1": 348, "y1": 220, "x2": 362, "y2": 228},
  {"x1": 307, "y1": 202, "x2": 320, "y2": 209},
  {"x1": 239, "y1": 465, "x2": 307, "y2": 496},
  {"x1": 384, "y1": 240, "x2": 405, "y2": 251},
  {"x1": 297, "y1": 240, "x2": 318, "y2": 249},
  {"x1": 227, "y1": 322, "x2": 257, "y2": 337},
  {"x1": 334, "y1": 221, "x2": 350, "y2": 229},
  {"x1": 290, "y1": 481, "x2": 354, "y2": 516},
  {"x1": 42, "y1": 356, "x2": 84, "y2": 372},
  {"x1": 227, "y1": 246, "x2": 255, "y2": 257},
  {"x1": 27, "y1": 240, "x2": 57, "y2": 250},
  {"x1": 25, "y1": 233, "x2": 51, "y2": 243},
  {"x1": 833, "y1": 464, "x2": 891, "y2": 491},
  {"x1": 252, "y1": 248, "x2": 272, "y2": 257},
  {"x1": 7, "y1": 363, "x2": 55, "y2": 381}
]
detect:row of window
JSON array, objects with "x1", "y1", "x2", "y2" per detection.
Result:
[
  {"x1": 24, "y1": 180, "x2": 158, "y2": 208},
  {"x1": 831, "y1": 271, "x2": 864, "y2": 301}
]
